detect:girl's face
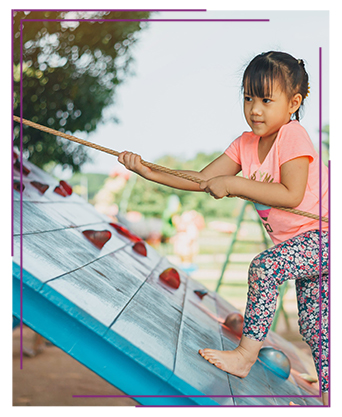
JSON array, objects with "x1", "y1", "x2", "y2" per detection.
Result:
[{"x1": 243, "y1": 80, "x2": 301, "y2": 141}]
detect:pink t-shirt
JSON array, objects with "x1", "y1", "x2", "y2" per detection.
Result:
[{"x1": 225, "y1": 120, "x2": 329, "y2": 245}]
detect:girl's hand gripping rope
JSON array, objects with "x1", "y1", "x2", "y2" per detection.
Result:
[
  {"x1": 118, "y1": 151, "x2": 152, "y2": 179},
  {"x1": 200, "y1": 176, "x2": 234, "y2": 199}
]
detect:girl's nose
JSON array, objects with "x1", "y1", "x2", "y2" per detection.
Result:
[{"x1": 251, "y1": 104, "x2": 262, "y2": 116}]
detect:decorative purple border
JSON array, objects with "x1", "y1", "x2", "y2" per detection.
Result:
[{"x1": 14, "y1": 10, "x2": 329, "y2": 406}]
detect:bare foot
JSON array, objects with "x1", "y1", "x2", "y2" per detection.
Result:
[{"x1": 198, "y1": 346, "x2": 256, "y2": 378}]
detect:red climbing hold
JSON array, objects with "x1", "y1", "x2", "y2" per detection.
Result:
[
  {"x1": 13, "y1": 180, "x2": 25, "y2": 192},
  {"x1": 82, "y1": 230, "x2": 112, "y2": 249},
  {"x1": 54, "y1": 180, "x2": 73, "y2": 197},
  {"x1": 14, "y1": 159, "x2": 31, "y2": 176},
  {"x1": 31, "y1": 181, "x2": 49, "y2": 194},
  {"x1": 54, "y1": 185, "x2": 68, "y2": 197},
  {"x1": 132, "y1": 241, "x2": 147, "y2": 257},
  {"x1": 223, "y1": 312, "x2": 244, "y2": 338},
  {"x1": 194, "y1": 289, "x2": 208, "y2": 299},
  {"x1": 110, "y1": 223, "x2": 142, "y2": 243},
  {"x1": 159, "y1": 267, "x2": 180, "y2": 289},
  {"x1": 59, "y1": 180, "x2": 73, "y2": 195}
]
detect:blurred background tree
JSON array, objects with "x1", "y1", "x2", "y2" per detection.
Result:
[{"x1": 13, "y1": 10, "x2": 151, "y2": 172}]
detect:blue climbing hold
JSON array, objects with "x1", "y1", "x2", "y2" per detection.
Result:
[{"x1": 258, "y1": 347, "x2": 291, "y2": 379}]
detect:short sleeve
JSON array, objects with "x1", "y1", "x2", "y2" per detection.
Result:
[
  {"x1": 278, "y1": 121, "x2": 315, "y2": 166},
  {"x1": 225, "y1": 136, "x2": 242, "y2": 165}
]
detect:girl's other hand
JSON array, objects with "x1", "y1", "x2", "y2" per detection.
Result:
[
  {"x1": 200, "y1": 176, "x2": 233, "y2": 199},
  {"x1": 118, "y1": 151, "x2": 152, "y2": 178}
]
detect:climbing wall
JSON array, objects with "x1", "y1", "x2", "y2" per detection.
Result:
[{"x1": 12, "y1": 154, "x2": 322, "y2": 406}]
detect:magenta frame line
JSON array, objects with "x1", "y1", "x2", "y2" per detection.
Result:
[
  {"x1": 72, "y1": 394, "x2": 321, "y2": 398},
  {"x1": 14, "y1": 10, "x2": 328, "y2": 405},
  {"x1": 21, "y1": 18, "x2": 270, "y2": 23},
  {"x1": 12, "y1": 9, "x2": 208, "y2": 12}
]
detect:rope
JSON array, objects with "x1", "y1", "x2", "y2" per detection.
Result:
[{"x1": 13, "y1": 115, "x2": 328, "y2": 223}]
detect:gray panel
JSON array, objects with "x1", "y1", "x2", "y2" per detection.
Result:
[
  {"x1": 172, "y1": 280, "x2": 234, "y2": 405},
  {"x1": 109, "y1": 274, "x2": 184, "y2": 376},
  {"x1": 47, "y1": 253, "x2": 146, "y2": 328},
  {"x1": 13, "y1": 225, "x2": 127, "y2": 283},
  {"x1": 13, "y1": 201, "x2": 71, "y2": 235}
]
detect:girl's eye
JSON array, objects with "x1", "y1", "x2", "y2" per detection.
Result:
[
  {"x1": 244, "y1": 96, "x2": 252, "y2": 102},
  {"x1": 263, "y1": 98, "x2": 271, "y2": 103}
]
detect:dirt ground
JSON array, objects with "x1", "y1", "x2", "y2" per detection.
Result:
[{"x1": 12, "y1": 326, "x2": 139, "y2": 407}]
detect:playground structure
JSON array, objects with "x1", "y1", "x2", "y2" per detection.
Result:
[{"x1": 12, "y1": 155, "x2": 322, "y2": 406}]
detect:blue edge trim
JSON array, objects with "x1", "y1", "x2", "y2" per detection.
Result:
[{"x1": 12, "y1": 262, "x2": 220, "y2": 406}]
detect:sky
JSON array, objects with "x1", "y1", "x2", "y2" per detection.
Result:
[{"x1": 62, "y1": 9, "x2": 331, "y2": 177}]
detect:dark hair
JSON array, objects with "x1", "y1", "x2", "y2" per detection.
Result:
[{"x1": 242, "y1": 51, "x2": 309, "y2": 121}]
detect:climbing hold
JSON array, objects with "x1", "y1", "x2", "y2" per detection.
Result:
[
  {"x1": 258, "y1": 347, "x2": 291, "y2": 379},
  {"x1": 31, "y1": 181, "x2": 49, "y2": 194},
  {"x1": 159, "y1": 267, "x2": 180, "y2": 289},
  {"x1": 14, "y1": 159, "x2": 31, "y2": 176},
  {"x1": 298, "y1": 373, "x2": 318, "y2": 383},
  {"x1": 54, "y1": 181, "x2": 72, "y2": 197},
  {"x1": 223, "y1": 312, "x2": 244, "y2": 338},
  {"x1": 194, "y1": 289, "x2": 208, "y2": 299},
  {"x1": 82, "y1": 230, "x2": 112, "y2": 249},
  {"x1": 59, "y1": 180, "x2": 73, "y2": 195},
  {"x1": 110, "y1": 223, "x2": 142, "y2": 243},
  {"x1": 132, "y1": 241, "x2": 147, "y2": 257},
  {"x1": 54, "y1": 185, "x2": 68, "y2": 197},
  {"x1": 13, "y1": 179, "x2": 25, "y2": 192}
]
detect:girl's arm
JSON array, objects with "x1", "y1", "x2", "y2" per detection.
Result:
[
  {"x1": 118, "y1": 151, "x2": 241, "y2": 192},
  {"x1": 201, "y1": 156, "x2": 309, "y2": 208}
]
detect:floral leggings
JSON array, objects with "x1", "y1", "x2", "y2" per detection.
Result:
[{"x1": 243, "y1": 230, "x2": 329, "y2": 392}]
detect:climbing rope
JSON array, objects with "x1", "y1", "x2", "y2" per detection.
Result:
[{"x1": 13, "y1": 115, "x2": 328, "y2": 223}]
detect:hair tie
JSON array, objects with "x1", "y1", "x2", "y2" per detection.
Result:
[
  {"x1": 298, "y1": 58, "x2": 305, "y2": 68},
  {"x1": 305, "y1": 83, "x2": 310, "y2": 99}
]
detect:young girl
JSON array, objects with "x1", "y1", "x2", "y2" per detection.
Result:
[{"x1": 118, "y1": 51, "x2": 329, "y2": 405}]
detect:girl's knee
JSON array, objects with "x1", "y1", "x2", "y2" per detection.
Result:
[{"x1": 248, "y1": 253, "x2": 268, "y2": 285}]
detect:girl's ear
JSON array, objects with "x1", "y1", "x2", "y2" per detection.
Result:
[{"x1": 289, "y1": 93, "x2": 302, "y2": 115}]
